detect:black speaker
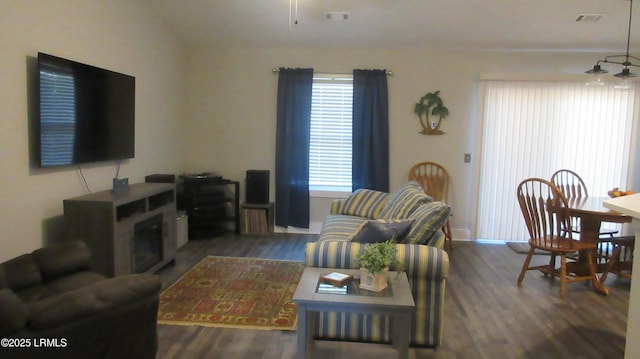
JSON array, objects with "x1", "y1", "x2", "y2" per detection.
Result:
[
  {"x1": 145, "y1": 174, "x2": 175, "y2": 183},
  {"x1": 246, "y1": 170, "x2": 269, "y2": 204}
]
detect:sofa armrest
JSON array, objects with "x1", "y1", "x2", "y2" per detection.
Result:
[
  {"x1": 305, "y1": 241, "x2": 448, "y2": 281},
  {"x1": 0, "y1": 288, "x2": 29, "y2": 336},
  {"x1": 27, "y1": 274, "x2": 160, "y2": 331}
]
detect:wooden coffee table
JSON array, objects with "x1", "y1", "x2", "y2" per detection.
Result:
[{"x1": 292, "y1": 267, "x2": 415, "y2": 359}]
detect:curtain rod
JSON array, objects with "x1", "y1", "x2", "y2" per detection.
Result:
[{"x1": 272, "y1": 68, "x2": 393, "y2": 76}]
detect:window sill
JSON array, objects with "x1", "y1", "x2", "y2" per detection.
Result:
[{"x1": 310, "y1": 189, "x2": 350, "y2": 199}]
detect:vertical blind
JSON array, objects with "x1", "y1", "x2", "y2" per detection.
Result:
[
  {"x1": 309, "y1": 74, "x2": 353, "y2": 191},
  {"x1": 477, "y1": 80, "x2": 636, "y2": 241}
]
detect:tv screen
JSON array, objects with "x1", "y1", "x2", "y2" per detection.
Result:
[{"x1": 38, "y1": 52, "x2": 135, "y2": 167}]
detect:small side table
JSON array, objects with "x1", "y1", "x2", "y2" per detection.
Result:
[
  {"x1": 293, "y1": 267, "x2": 415, "y2": 359},
  {"x1": 240, "y1": 202, "x2": 274, "y2": 235}
]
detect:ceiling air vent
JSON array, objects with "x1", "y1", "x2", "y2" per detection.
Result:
[
  {"x1": 575, "y1": 14, "x2": 604, "y2": 22},
  {"x1": 325, "y1": 12, "x2": 350, "y2": 21}
]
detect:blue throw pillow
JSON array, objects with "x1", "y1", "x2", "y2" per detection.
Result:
[{"x1": 350, "y1": 219, "x2": 415, "y2": 244}]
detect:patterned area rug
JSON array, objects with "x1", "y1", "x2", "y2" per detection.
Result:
[{"x1": 157, "y1": 256, "x2": 305, "y2": 330}]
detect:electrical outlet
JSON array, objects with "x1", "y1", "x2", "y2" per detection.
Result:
[{"x1": 464, "y1": 153, "x2": 471, "y2": 163}]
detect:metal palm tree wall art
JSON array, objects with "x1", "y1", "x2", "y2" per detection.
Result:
[{"x1": 414, "y1": 91, "x2": 449, "y2": 135}]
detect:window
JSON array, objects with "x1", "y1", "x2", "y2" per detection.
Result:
[
  {"x1": 476, "y1": 80, "x2": 636, "y2": 241},
  {"x1": 309, "y1": 74, "x2": 353, "y2": 194}
]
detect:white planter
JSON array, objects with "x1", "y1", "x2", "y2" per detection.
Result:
[{"x1": 359, "y1": 267, "x2": 389, "y2": 292}]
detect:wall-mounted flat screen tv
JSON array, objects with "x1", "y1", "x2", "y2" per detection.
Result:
[{"x1": 38, "y1": 52, "x2": 135, "y2": 167}]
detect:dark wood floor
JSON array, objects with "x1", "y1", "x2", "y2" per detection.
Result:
[{"x1": 155, "y1": 235, "x2": 630, "y2": 359}]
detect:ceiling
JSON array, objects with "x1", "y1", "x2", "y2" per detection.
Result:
[{"x1": 148, "y1": 0, "x2": 640, "y2": 52}]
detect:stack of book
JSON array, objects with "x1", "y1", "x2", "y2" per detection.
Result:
[{"x1": 317, "y1": 272, "x2": 355, "y2": 295}]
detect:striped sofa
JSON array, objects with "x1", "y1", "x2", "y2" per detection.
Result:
[{"x1": 304, "y1": 182, "x2": 450, "y2": 347}]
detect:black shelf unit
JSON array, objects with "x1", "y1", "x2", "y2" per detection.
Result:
[{"x1": 181, "y1": 175, "x2": 240, "y2": 238}]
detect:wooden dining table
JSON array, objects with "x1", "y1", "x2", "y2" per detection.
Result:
[{"x1": 565, "y1": 196, "x2": 632, "y2": 295}]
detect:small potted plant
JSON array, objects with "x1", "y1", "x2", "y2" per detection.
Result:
[{"x1": 357, "y1": 240, "x2": 404, "y2": 292}]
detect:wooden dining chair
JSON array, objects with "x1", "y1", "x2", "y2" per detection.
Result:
[
  {"x1": 516, "y1": 178, "x2": 600, "y2": 299},
  {"x1": 550, "y1": 169, "x2": 619, "y2": 240},
  {"x1": 408, "y1": 162, "x2": 453, "y2": 251},
  {"x1": 600, "y1": 235, "x2": 635, "y2": 282},
  {"x1": 550, "y1": 169, "x2": 589, "y2": 199}
]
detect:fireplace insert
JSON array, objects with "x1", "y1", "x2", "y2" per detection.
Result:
[{"x1": 133, "y1": 214, "x2": 163, "y2": 273}]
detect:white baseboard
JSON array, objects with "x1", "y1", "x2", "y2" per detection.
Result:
[{"x1": 451, "y1": 228, "x2": 471, "y2": 241}]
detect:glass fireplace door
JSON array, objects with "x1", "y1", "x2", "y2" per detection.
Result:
[{"x1": 133, "y1": 214, "x2": 163, "y2": 273}]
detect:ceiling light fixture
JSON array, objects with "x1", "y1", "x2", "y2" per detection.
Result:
[{"x1": 586, "y1": 0, "x2": 639, "y2": 87}]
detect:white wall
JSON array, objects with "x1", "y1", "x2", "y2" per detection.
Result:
[
  {"x1": 0, "y1": 0, "x2": 187, "y2": 261},
  {"x1": 184, "y1": 47, "x2": 609, "y2": 236}
]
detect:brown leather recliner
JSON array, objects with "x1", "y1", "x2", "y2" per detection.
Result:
[{"x1": 0, "y1": 240, "x2": 161, "y2": 359}]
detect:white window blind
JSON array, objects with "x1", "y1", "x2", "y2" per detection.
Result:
[
  {"x1": 477, "y1": 80, "x2": 636, "y2": 241},
  {"x1": 309, "y1": 74, "x2": 353, "y2": 192}
]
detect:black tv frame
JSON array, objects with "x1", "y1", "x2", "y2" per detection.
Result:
[{"x1": 36, "y1": 52, "x2": 135, "y2": 168}]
